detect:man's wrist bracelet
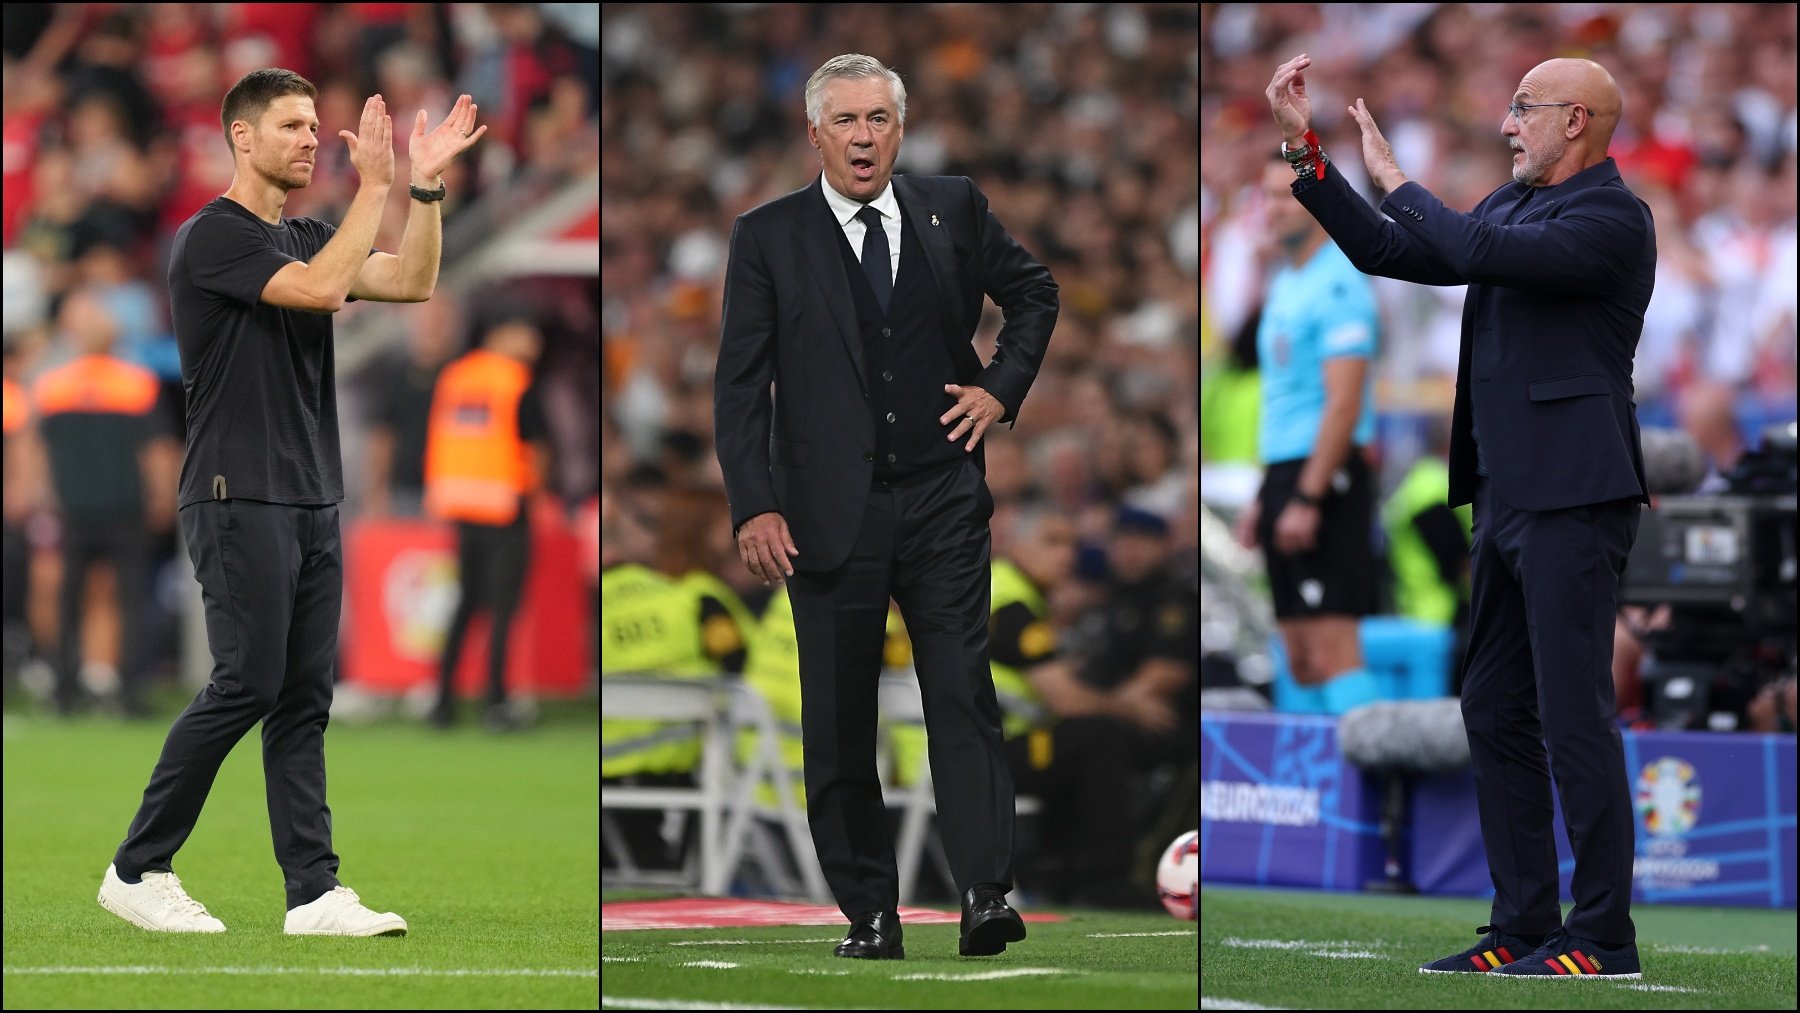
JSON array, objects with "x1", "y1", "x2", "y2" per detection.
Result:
[
  {"x1": 1290, "y1": 149, "x2": 1329, "y2": 181},
  {"x1": 1282, "y1": 130, "x2": 1328, "y2": 181}
]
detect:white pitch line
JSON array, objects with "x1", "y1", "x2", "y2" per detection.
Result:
[
  {"x1": 1219, "y1": 937, "x2": 1373, "y2": 950},
  {"x1": 1647, "y1": 944, "x2": 1775, "y2": 955},
  {"x1": 602, "y1": 998, "x2": 879, "y2": 1011},
  {"x1": 602, "y1": 998, "x2": 811, "y2": 1011},
  {"x1": 679, "y1": 961, "x2": 739, "y2": 969},
  {"x1": 1619, "y1": 984, "x2": 1705, "y2": 993},
  {"x1": 1089, "y1": 930, "x2": 1199, "y2": 938},
  {"x1": 885, "y1": 964, "x2": 1065, "y2": 986},
  {"x1": 1201, "y1": 998, "x2": 1291, "y2": 1010},
  {"x1": 602, "y1": 957, "x2": 642, "y2": 963}
]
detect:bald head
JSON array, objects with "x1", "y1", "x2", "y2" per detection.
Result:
[{"x1": 1505, "y1": 58, "x2": 1622, "y2": 187}]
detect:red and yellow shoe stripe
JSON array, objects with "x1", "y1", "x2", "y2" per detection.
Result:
[
  {"x1": 1545, "y1": 950, "x2": 1600, "y2": 975},
  {"x1": 1469, "y1": 947, "x2": 1515, "y2": 971}
]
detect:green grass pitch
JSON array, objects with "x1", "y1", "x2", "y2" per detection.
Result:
[
  {"x1": 2, "y1": 701, "x2": 599, "y2": 1009},
  {"x1": 1202, "y1": 883, "x2": 1797, "y2": 1010},
  {"x1": 601, "y1": 896, "x2": 1198, "y2": 1010}
]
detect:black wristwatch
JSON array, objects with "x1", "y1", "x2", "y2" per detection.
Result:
[
  {"x1": 1292, "y1": 489, "x2": 1321, "y2": 508},
  {"x1": 409, "y1": 180, "x2": 447, "y2": 203}
]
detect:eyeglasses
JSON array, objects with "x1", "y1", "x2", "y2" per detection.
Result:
[{"x1": 1508, "y1": 101, "x2": 1577, "y2": 122}]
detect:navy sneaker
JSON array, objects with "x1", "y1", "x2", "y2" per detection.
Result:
[
  {"x1": 1418, "y1": 924, "x2": 1538, "y2": 974},
  {"x1": 1489, "y1": 928, "x2": 1642, "y2": 979}
]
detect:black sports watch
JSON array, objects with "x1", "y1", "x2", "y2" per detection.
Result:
[
  {"x1": 409, "y1": 180, "x2": 447, "y2": 203},
  {"x1": 1292, "y1": 489, "x2": 1321, "y2": 508}
]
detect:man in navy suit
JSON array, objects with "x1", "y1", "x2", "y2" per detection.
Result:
[
  {"x1": 714, "y1": 54, "x2": 1055, "y2": 960},
  {"x1": 1267, "y1": 55, "x2": 1652, "y2": 979}
]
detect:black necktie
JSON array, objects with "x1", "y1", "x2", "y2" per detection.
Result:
[{"x1": 856, "y1": 205, "x2": 892, "y2": 312}]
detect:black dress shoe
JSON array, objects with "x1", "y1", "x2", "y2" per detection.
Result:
[
  {"x1": 959, "y1": 883, "x2": 1026, "y2": 956},
  {"x1": 834, "y1": 910, "x2": 904, "y2": 959}
]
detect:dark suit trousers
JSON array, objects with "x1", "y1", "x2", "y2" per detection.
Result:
[
  {"x1": 787, "y1": 456, "x2": 1013, "y2": 918},
  {"x1": 113, "y1": 500, "x2": 342, "y2": 910},
  {"x1": 1461, "y1": 476, "x2": 1639, "y2": 944}
]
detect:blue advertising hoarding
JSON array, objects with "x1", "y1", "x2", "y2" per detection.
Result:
[{"x1": 1202, "y1": 710, "x2": 1797, "y2": 908}]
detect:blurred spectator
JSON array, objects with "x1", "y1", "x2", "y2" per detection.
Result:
[
  {"x1": 1380, "y1": 412, "x2": 1472, "y2": 693},
  {"x1": 423, "y1": 310, "x2": 548, "y2": 732},
  {"x1": 30, "y1": 289, "x2": 177, "y2": 716},
  {"x1": 1679, "y1": 379, "x2": 1748, "y2": 493},
  {"x1": 363, "y1": 295, "x2": 462, "y2": 518},
  {"x1": 3, "y1": 339, "x2": 33, "y2": 685},
  {"x1": 1044, "y1": 507, "x2": 1198, "y2": 907},
  {"x1": 652, "y1": 486, "x2": 755, "y2": 677}
]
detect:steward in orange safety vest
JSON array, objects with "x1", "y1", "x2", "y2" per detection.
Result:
[
  {"x1": 421, "y1": 315, "x2": 547, "y2": 730},
  {"x1": 424, "y1": 348, "x2": 538, "y2": 524}
]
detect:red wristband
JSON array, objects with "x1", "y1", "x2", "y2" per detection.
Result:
[{"x1": 1303, "y1": 129, "x2": 1326, "y2": 181}]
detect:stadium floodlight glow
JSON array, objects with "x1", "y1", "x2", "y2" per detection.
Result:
[{"x1": 1157, "y1": 830, "x2": 1198, "y2": 921}]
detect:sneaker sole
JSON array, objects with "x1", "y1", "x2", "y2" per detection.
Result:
[
  {"x1": 97, "y1": 888, "x2": 226, "y2": 933},
  {"x1": 1492, "y1": 971, "x2": 1642, "y2": 980},
  {"x1": 285, "y1": 920, "x2": 408, "y2": 937},
  {"x1": 1418, "y1": 967, "x2": 1493, "y2": 975}
]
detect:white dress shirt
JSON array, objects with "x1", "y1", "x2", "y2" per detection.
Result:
[{"x1": 821, "y1": 177, "x2": 901, "y2": 286}]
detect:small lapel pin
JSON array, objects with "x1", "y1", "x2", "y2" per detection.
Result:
[{"x1": 930, "y1": 214, "x2": 939, "y2": 226}]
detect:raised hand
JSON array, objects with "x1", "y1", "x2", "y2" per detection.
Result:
[
  {"x1": 340, "y1": 94, "x2": 395, "y2": 187},
  {"x1": 1347, "y1": 97, "x2": 1407, "y2": 192},
  {"x1": 1267, "y1": 54, "x2": 1313, "y2": 143},
  {"x1": 409, "y1": 93, "x2": 488, "y2": 182}
]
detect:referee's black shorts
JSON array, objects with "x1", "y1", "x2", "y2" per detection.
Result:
[{"x1": 1255, "y1": 451, "x2": 1379, "y2": 620}]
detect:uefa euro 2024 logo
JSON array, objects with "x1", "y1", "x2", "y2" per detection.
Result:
[{"x1": 1636, "y1": 757, "x2": 1701, "y2": 841}]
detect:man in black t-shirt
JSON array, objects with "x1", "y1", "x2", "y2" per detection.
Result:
[{"x1": 97, "y1": 68, "x2": 487, "y2": 938}]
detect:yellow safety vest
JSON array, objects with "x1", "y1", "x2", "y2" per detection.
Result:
[
  {"x1": 1381, "y1": 458, "x2": 1472, "y2": 627},
  {"x1": 601, "y1": 564, "x2": 715, "y2": 777},
  {"x1": 678, "y1": 570, "x2": 756, "y2": 669}
]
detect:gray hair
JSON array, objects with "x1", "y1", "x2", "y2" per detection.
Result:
[{"x1": 804, "y1": 54, "x2": 907, "y2": 129}]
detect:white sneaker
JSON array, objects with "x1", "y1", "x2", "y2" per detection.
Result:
[
  {"x1": 284, "y1": 885, "x2": 408, "y2": 936},
  {"x1": 97, "y1": 864, "x2": 226, "y2": 933}
]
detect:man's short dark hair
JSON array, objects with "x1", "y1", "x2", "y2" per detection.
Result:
[{"x1": 221, "y1": 68, "x2": 317, "y2": 154}]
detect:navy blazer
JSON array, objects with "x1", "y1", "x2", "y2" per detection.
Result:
[
  {"x1": 1292, "y1": 157, "x2": 1655, "y2": 512},
  {"x1": 713, "y1": 174, "x2": 1058, "y2": 571}
]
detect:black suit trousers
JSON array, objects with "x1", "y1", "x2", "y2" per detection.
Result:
[
  {"x1": 787, "y1": 455, "x2": 1013, "y2": 918},
  {"x1": 1460, "y1": 476, "x2": 1640, "y2": 945},
  {"x1": 113, "y1": 500, "x2": 342, "y2": 911}
]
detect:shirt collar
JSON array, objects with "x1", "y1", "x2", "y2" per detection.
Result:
[
  {"x1": 820, "y1": 173, "x2": 899, "y2": 227},
  {"x1": 1531, "y1": 156, "x2": 1619, "y2": 197}
]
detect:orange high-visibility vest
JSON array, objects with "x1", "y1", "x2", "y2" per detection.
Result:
[
  {"x1": 30, "y1": 355, "x2": 159, "y2": 419},
  {"x1": 424, "y1": 349, "x2": 535, "y2": 524},
  {"x1": 2, "y1": 376, "x2": 26, "y2": 435}
]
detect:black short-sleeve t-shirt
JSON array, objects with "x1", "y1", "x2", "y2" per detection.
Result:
[{"x1": 168, "y1": 196, "x2": 356, "y2": 508}]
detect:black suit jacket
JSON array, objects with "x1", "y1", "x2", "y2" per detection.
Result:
[
  {"x1": 714, "y1": 174, "x2": 1058, "y2": 571},
  {"x1": 1293, "y1": 157, "x2": 1654, "y2": 512}
]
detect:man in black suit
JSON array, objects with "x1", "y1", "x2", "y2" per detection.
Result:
[
  {"x1": 714, "y1": 53, "x2": 1057, "y2": 960},
  {"x1": 1267, "y1": 55, "x2": 1653, "y2": 979}
]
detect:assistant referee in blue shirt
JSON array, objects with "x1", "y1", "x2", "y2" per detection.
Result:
[{"x1": 1233, "y1": 154, "x2": 1383, "y2": 716}]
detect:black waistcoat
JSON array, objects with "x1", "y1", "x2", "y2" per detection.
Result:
[{"x1": 833, "y1": 206, "x2": 962, "y2": 482}]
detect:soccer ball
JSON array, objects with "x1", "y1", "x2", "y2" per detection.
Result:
[{"x1": 1156, "y1": 830, "x2": 1198, "y2": 920}]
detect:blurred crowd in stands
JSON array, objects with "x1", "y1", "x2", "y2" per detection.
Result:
[
  {"x1": 3, "y1": 4, "x2": 600, "y2": 716},
  {"x1": 600, "y1": 4, "x2": 1201, "y2": 907}
]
